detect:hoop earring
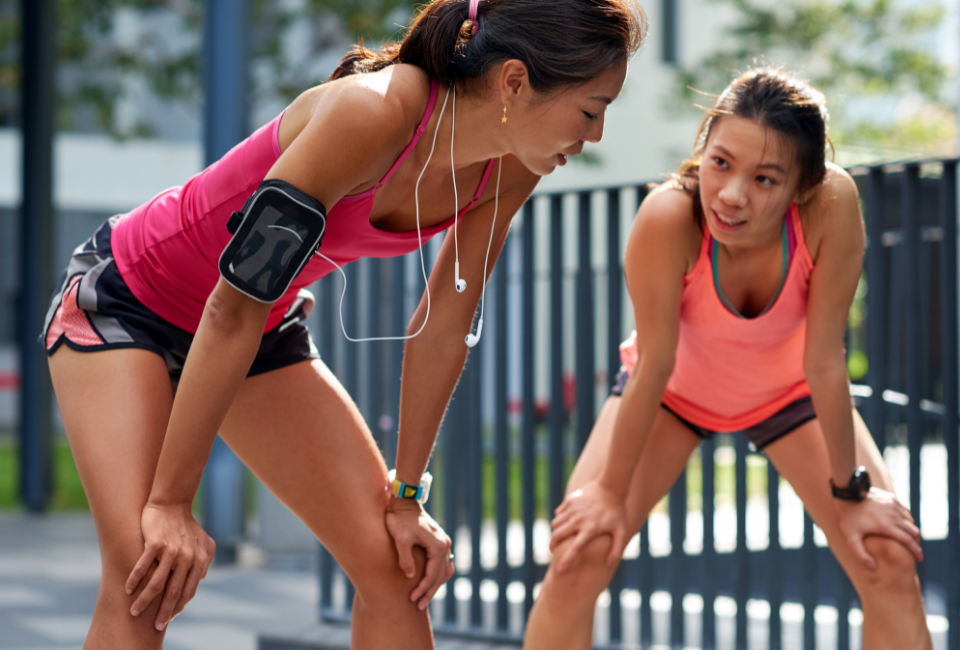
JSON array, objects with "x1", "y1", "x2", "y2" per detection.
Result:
[{"x1": 501, "y1": 101, "x2": 509, "y2": 124}]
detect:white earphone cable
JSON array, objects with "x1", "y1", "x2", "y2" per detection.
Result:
[
  {"x1": 468, "y1": 156, "x2": 501, "y2": 344},
  {"x1": 316, "y1": 86, "x2": 452, "y2": 343}
]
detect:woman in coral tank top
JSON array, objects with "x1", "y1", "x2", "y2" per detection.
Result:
[
  {"x1": 524, "y1": 69, "x2": 931, "y2": 649},
  {"x1": 42, "y1": 1, "x2": 646, "y2": 647}
]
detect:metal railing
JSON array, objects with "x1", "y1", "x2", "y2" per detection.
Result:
[{"x1": 312, "y1": 159, "x2": 959, "y2": 649}]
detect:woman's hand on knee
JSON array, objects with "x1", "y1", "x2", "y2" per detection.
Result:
[
  {"x1": 384, "y1": 497, "x2": 454, "y2": 611},
  {"x1": 836, "y1": 487, "x2": 922, "y2": 571},
  {"x1": 550, "y1": 480, "x2": 628, "y2": 574},
  {"x1": 126, "y1": 502, "x2": 216, "y2": 631}
]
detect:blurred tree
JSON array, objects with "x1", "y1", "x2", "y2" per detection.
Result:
[
  {"x1": 671, "y1": 0, "x2": 953, "y2": 156},
  {"x1": 0, "y1": 0, "x2": 416, "y2": 136}
]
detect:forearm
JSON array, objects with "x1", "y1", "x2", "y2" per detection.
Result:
[
  {"x1": 806, "y1": 359, "x2": 857, "y2": 484},
  {"x1": 149, "y1": 290, "x2": 270, "y2": 505},
  {"x1": 394, "y1": 329, "x2": 468, "y2": 486},
  {"x1": 599, "y1": 359, "x2": 672, "y2": 499}
]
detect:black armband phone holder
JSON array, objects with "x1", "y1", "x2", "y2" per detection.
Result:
[{"x1": 219, "y1": 179, "x2": 326, "y2": 303}]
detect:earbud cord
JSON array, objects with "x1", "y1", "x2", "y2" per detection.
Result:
[
  {"x1": 316, "y1": 85, "x2": 452, "y2": 343},
  {"x1": 471, "y1": 155, "x2": 501, "y2": 340},
  {"x1": 452, "y1": 86, "x2": 460, "y2": 274}
]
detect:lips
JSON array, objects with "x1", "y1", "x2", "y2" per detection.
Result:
[
  {"x1": 557, "y1": 154, "x2": 568, "y2": 166},
  {"x1": 711, "y1": 209, "x2": 747, "y2": 232}
]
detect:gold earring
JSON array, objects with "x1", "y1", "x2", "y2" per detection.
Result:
[{"x1": 502, "y1": 101, "x2": 509, "y2": 124}]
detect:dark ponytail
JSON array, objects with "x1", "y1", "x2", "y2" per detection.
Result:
[{"x1": 329, "y1": 0, "x2": 647, "y2": 94}]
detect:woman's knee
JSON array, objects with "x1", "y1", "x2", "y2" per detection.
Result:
[
  {"x1": 543, "y1": 535, "x2": 617, "y2": 602},
  {"x1": 855, "y1": 536, "x2": 920, "y2": 596},
  {"x1": 342, "y1": 537, "x2": 428, "y2": 607}
]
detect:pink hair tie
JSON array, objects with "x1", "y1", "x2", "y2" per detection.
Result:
[{"x1": 468, "y1": 0, "x2": 480, "y2": 34}]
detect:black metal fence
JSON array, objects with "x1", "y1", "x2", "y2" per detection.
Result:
[{"x1": 313, "y1": 159, "x2": 959, "y2": 649}]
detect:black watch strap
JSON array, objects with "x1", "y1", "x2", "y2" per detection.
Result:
[{"x1": 830, "y1": 466, "x2": 871, "y2": 501}]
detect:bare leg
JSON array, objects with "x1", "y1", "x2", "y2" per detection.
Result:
[
  {"x1": 49, "y1": 347, "x2": 173, "y2": 650},
  {"x1": 523, "y1": 399, "x2": 701, "y2": 650},
  {"x1": 763, "y1": 409, "x2": 932, "y2": 650},
  {"x1": 219, "y1": 359, "x2": 434, "y2": 650}
]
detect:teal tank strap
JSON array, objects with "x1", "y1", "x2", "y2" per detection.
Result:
[{"x1": 712, "y1": 220, "x2": 789, "y2": 319}]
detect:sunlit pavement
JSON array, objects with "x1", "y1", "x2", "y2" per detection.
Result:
[{"x1": 0, "y1": 513, "x2": 324, "y2": 650}]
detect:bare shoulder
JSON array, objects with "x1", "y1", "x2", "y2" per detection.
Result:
[
  {"x1": 627, "y1": 184, "x2": 701, "y2": 273},
  {"x1": 799, "y1": 163, "x2": 864, "y2": 261},
  {"x1": 280, "y1": 64, "x2": 431, "y2": 154}
]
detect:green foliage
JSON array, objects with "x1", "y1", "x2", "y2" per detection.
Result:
[
  {"x1": 672, "y1": 0, "x2": 952, "y2": 154},
  {"x1": 0, "y1": 0, "x2": 416, "y2": 136}
]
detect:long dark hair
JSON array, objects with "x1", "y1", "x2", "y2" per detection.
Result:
[
  {"x1": 329, "y1": 0, "x2": 647, "y2": 94},
  {"x1": 673, "y1": 68, "x2": 832, "y2": 229}
]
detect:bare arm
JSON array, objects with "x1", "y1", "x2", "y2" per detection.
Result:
[
  {"x1": 803, "y1": 166, "x2": 922, "y2": 568},
  {"x1": 802, "y1": 169, "x2": 864, "y2": 485},
  {"x1": 386, "y1": 156, "x2": 538, "y2": 607},
  {"x1": 394, "y1": 157, "x2": 535, "y2": 484},
  {"x1": 599, "y1": 190, "x2": 690, "y2": 497},
  {"x1": 551, "y1": 188, "x2": 693, "y2": 570}
]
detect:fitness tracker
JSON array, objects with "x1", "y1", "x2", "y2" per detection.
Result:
[
  {"x1": 830, "y1": 466, "x2": 871, "y2": 501},
  {"x1": 388, "y1": 469, "x2": 433, "y2": 505}
]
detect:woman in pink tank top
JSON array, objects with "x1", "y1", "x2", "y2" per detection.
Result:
[
  {"x1": 526, "y1": 69, "x2": 931, "y2": 650},
  {"x1": 43, "y1": 1, "x2": 647, "y2": 646}
]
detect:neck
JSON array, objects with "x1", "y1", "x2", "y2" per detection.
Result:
[{"x1": 424, "y1": 83, "x2": 510, "y2": 171}]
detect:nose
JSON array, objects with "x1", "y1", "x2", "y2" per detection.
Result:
[
  {"x1": 717, "y1": 177, "x2": 748, "y2": 208},
  {"x1": 585, "y1": 114, "x2": 605, "y2": 144}
]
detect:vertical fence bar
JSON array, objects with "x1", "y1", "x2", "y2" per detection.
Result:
[
  {"x1": 344, "y1": 262, "x2": 359, "y2": 608},
  {"x1": 670, "y1": 468, "x2": 687, "y2": 647},
  {"x1": 802, "y1": 512, "x2": 816, "y2": 650},
  {"x1": 903, "y1": 166, "x2": 924, "y2": 567},
  {"x1": 19, "y1": 0, "x2": 56, "y2": 514},
  {"x1": 767, "y1": 458, "x2": 781, "y2": 650},
  {"x1": 939, "y1": 162, "x2": 959, "y2": 650},
  {"x1": 549, "y1": 195, "x2": 565, "y2": 513},
  {"x1": 606, "y1": 189, "x2": 624, "y2": 644},
  {"x1": 734, "y1": 435, "x2": 749, "y2": 649},
  {"x1": 468, "y1": 351, "x2": 483, "y2": 628},
  {"x1": 865, "y1": 168, "x2": 888, "y2": 451},
  {"x1": 318, "y1": 275, "x2": 335, "y2": 618},
  {"x1": 639, "y1": 518, "x2": 653, "y2": 648},
  {"x1": 388, "y1": 256, "x2": 405, "y2": 466},
  {"x1": 702, "y1": 438, "x2": 716, "y2": 650},
  {"x1": 495, "y1": 252, "x2": 510, "y2": 631},
  {"x1": 366, "y1": 260, "x2": 382, "y2": 439},
  {"x1": 521, "y1": 201, "x2": 537, "y2": 621},
  {"x1": 576, "y1": 191, "x2": 595, "y2": 454}
]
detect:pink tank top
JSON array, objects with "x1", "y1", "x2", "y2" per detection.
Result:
[
  {"x1": 620, "y1": 203, "x2": 814, "y2": 432},
  {"x1": 112, "y1": 80, "x2": 495, "y2": 334}
]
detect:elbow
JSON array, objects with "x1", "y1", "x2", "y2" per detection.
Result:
[
  {"x1": 203, "y1": 283, "x2": 266, "y2": 336},
  {"x1": 635, "y1": 350, "x2": 675, "y2": 388},
  {"x1": 803, "y1": 355, "x2": 849, "y2": 389}
]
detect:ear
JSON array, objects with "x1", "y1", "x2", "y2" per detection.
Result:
[{"x1": 498, "y1": 60, "x2": 529, "y2": 104}]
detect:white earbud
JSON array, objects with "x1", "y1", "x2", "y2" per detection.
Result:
[
  {"x1": 455, "y1": 262, "x2": 467, "y2": 293},
  {"x1": 465, "y1": 318, "x2": 482, "y2": 347}
]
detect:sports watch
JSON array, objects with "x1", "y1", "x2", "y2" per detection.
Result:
[
  {"x1": 830, "y1": 466, "x2": 871, "y2": 501},
  {"x1": 389, "y1": 469, "x2": 433, "y2": 505}
]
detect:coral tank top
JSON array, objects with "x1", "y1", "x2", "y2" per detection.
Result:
[{"x1": 620, "y1": 203, "x2": 814, "y2": 432}]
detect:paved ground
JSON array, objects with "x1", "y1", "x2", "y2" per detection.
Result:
[
  {"x1": 0, "y1": 513, "x2": 521, "y2": 650},
  {"x1": 0, "y1": 513, "x2": 330, "y2": 650}
]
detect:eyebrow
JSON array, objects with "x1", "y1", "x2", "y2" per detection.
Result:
[
  {"x1": 589, "y1": 95, "x2": 613, "y2": 105},
  {"x1": 714, "y1": 144, "x2": 787, "y2": 175}
]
